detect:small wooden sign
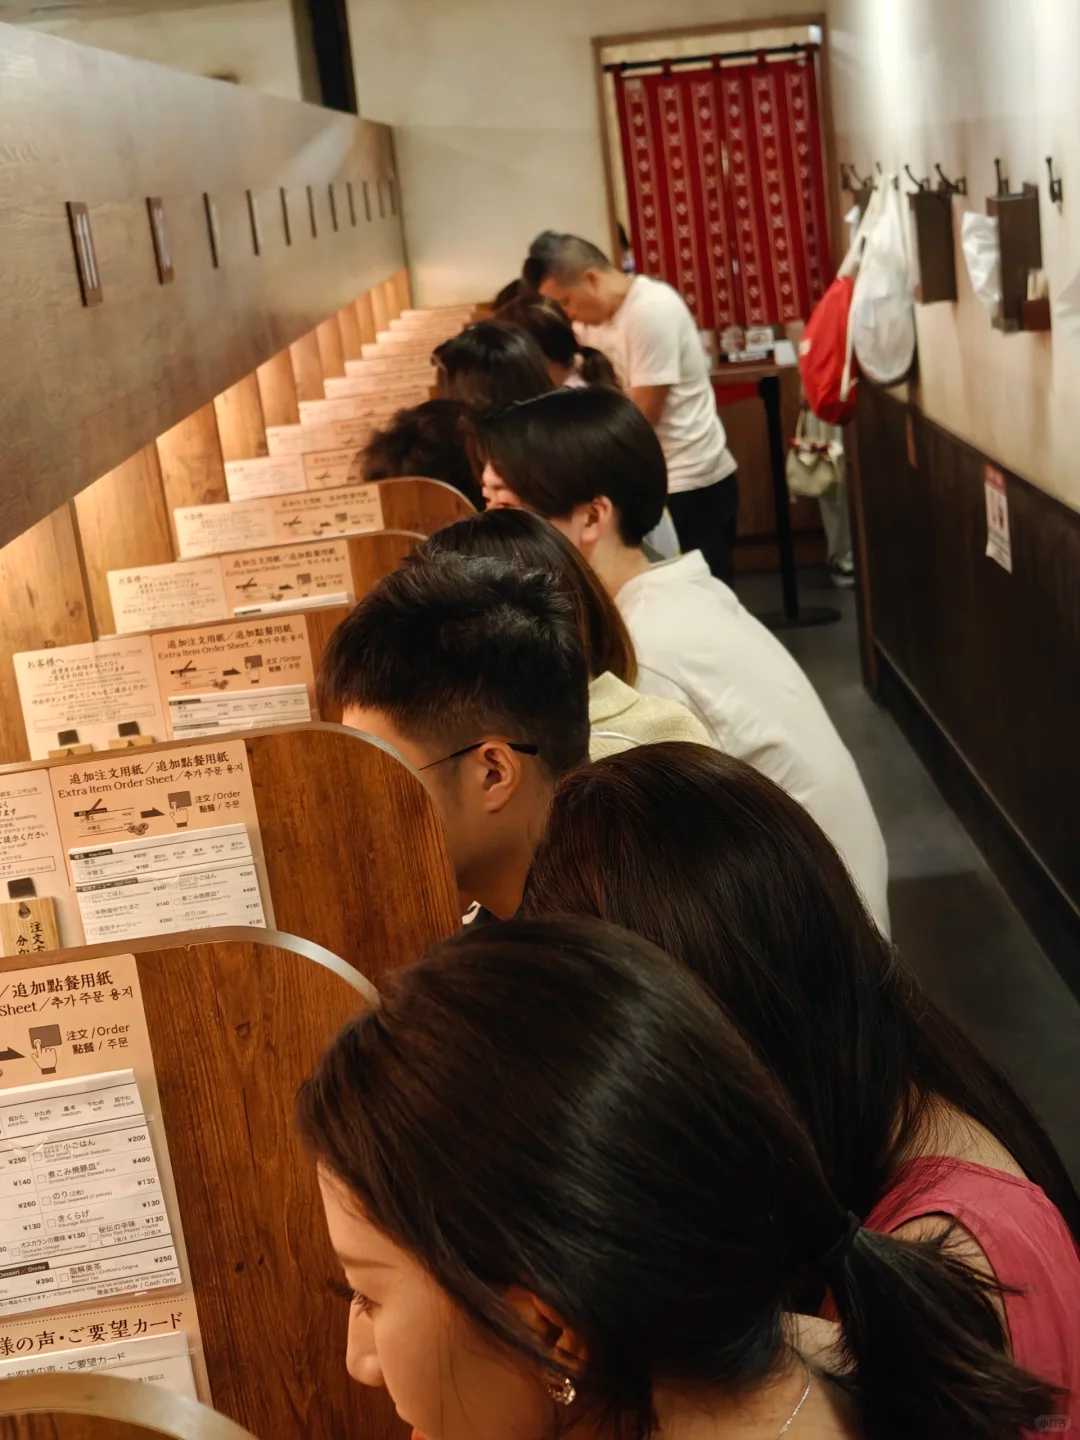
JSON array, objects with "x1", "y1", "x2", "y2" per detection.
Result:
[
  {"x1": 280, "y1": 186, "x2": 292, "y2": 245},
  {"x1": 203, "y1": 192, "x2": 222, "y2": 268},
  {"x1": 328, "y1": 183, "x2": 339, "y2": 232},
  {"x1": 146, "y1": 196, "x2": 175, "y2": 284},
  {"x1": 66, "y1": 201, "x2": 103, "y2": 306},
  {"x1": 0, "y1": 887, "x2": 61, "y2": 959},
  {"x1": 306, "y1": 184, "x2": 318, "y2": 238},
  {"x1": 246, "y1": 188, "x2": 262, "y2": 255},
  {"x1": 346, "y1": 180, "x2": 357, "y2": 227}
]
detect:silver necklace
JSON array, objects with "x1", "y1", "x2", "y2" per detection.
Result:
[{"x1": 775, "y1": 1369, "x2": 812, "y2": 1438}]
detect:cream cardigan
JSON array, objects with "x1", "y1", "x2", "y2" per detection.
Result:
[{"x1": 588, "y1": 670, "x2": 711, "y2": 761}]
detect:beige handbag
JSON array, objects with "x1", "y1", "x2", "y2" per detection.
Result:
[{"x1": 786, "y1": 405, "x2": 845, "y2": 499}]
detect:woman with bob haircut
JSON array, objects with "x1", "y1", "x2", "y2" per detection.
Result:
[{"x1": 299, "y1": 916, "x2": 1064, "y2": 1440}]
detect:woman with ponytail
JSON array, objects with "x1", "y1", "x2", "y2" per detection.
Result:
[
  {"x1": 496, "y1": 295, "x2": 619, "y2": 390},
  {"x1": 300, "y1": 917, "x2": 1063, "y2": 1440}
]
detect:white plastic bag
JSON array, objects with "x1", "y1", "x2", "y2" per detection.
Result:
[
  {"x1": 960, "y1": 212, "x2": 1002, "y2": 316},
  {"x1": 849, "y1": 177, "x2": 917, "y2": 385}
]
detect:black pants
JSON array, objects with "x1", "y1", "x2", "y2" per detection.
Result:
[{"x1": 668, "y1": 472, "x2": 739, "y2": 585}]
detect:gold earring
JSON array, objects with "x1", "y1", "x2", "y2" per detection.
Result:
[{"x1": 546, "y1": 1374, "x2": 576, "y2": 1407}]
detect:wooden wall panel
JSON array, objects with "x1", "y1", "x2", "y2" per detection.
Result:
[
  {"x1": 856, "y1": 383, "x2": 1080, "y2": 922},
  {"x1": 0, "y1": 27, "x2": 407, "y2": 548},
  {"x1": 377, "y1": 478, "x2": 476, "y2": 534},
  {"x1": 72, "y1": 445, "x2": 175, "y2": 634},
  {"x1": 0, "y1": 506, "x2": 93, "y2": 761},
  {"x1": 156, "y1": 404, "x2": 229, "y2": 526},
  {"x1": 315, "y1": 317, "x2": 346, "y2": 379},
  {"x1": 289, "y1": 330, "x2": 325, "y2": 402},
  {"x1": 255, "y1": 347, "x2": 300, "y2": 428},
  {"x1": 214, "y1": 373, "x2": 268, "y2": 461},
  {"x1": 393, "y1": 267, "x2": 413, "y2": 313}
]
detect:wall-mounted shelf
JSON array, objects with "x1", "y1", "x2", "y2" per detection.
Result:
[
  {"x1": 986, "y1": 182, "x2": 1048, "y2": 333},
  {"x1": 909, "y1": 190, "x2": 957, "y2": 304}
]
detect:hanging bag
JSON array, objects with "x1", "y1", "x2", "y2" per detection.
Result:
[
  {"x1": 798, "y1": 186, "x2": 884, "y2": 423},
  {"x1": 960, "y1": 211, "x2": 1003, "y2": 317},
  {"x1": 786, "y1": 405, "x2": 845, "y2": 498},
  {"x1": 849, "y1": 176, "x2": 917, "y2": 385}
]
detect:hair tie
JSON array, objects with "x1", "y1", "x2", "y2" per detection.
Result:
[{"x1": 816, "y1": 1211, "x2": 861, "y2": 1273}]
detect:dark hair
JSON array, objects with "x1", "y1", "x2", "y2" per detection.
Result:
[
  {"x1": 476, "y1": 387, "x2": 666, "y2": 546},
  {"x1": 361, "y1": 399, "x2": 482, "y2": 508},
  {"x1": 524, "y1": 743, "x2": 1080, "y2": 1243},
  {"x1": 299, "y1": 916, "x2": 1059, "y2": 1440},
  {"x1": 495, "y1": 297, "x2": 618, "y2": 388},
  {"x1": 419, "y1": 508, "x2": 636, "y2": 684},
  {"x1": 433, "y1": 322, "x2": 554, "y2": 413},
  {"x1": 317, "y1": 555, "x2": 589, "y2": 778},
  {"x1": 523, "y1": 231, "x2": 614, "y2": 288},
  {"x1": 492, "y1": 278, "x2": 537, "y2": 309}
]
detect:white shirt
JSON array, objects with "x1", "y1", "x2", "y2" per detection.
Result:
[
  {"x1": 577, "y1": 276, "x2": 736, "y2": 494},
  {"x1": 588, "y1": 670, "x2": 710, "y2": 761},
  {"x1": 616, "y1": 553, "x2": 890, "y2": 935}
]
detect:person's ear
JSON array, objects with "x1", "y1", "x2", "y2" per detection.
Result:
[
  {"x1": 461, "y1": 741, "x2": 525, "y2": 815},
  {"x1": 503, "y1": 1286, "x2": 588, "y2": 1374},
  {"x1": 578, "y1": 495, "x2": 615, "y2": 553}
]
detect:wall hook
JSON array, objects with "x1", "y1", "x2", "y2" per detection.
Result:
[
  {"x1": 934, "y1": 163, "x2": 967, "y2": 197},
  {"x1": 994, "y1": 157, "x2": 1010, "y2": 196},
  {"x1": 1046, "y1": 155, "x2": 1064, "y2": 206},
  {"x1": 904, "y1": 164, "x2": 929, "y2": 191}
]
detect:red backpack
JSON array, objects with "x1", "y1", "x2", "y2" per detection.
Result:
[{"x1": 798, "y1": 274, "x2": 859, "y2": 424}]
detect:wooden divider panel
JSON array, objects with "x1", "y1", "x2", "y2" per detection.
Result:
[
  {"x1": 213, "y1": 375, "x2": 268, "y2": 463},
  {"x1": 288, "y1": 332, "x2": 325, "y2": 403},
  {"x1": 392, "y1": 267, "x2": 412, "y2": 313},
  {"x1": 0, "y1": 929, "x2": 406, "y2": 1440},
  {"x1": 370, "y1": 285, "x2": 390, "y2": 336},
  {"x1": 336, "y1": 304, "x2": 363, "y2": 362},
  {"x1": 254, "y1": 350, "x2": 300, "y2": 430},
  {"x1": 0, "y1": 508, "x2": 93, "y2": 763},
  {"x1": 156, "y1": 406, "x2": 229, "y2": 521},
  {"x1": 73, "y1": 447, "x2": 175, "y2": 635},
  {"x1": 377, "y1": 478, "x2": 476, "y2": 535},
  {"x1": 315, "y1": 319, "x2": 346, "y2": 381},
  {"x1": 3, "y1": 1371, "x2": 258, "y2": 1438},
  {"x1": 354, "y1": 292, "x2": 377, "y2": 346}
]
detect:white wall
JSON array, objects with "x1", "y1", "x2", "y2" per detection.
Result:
[
  {"x1": 19, "y1": 0, "x2": 303, "y2": 101},
  {"x1": 828, "y1": 0, "x2": 1080, "y2": 509},
  {"x1": 348, "y1": 0, "x2": 822, "y2": 305}
]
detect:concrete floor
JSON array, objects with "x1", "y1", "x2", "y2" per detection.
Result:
[{"x1": 739, "y1": 566, "x2": 1080, "y2": 1187}]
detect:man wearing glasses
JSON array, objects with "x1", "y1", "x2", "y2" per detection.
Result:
[{"x1": 319, "y1": 553, "x2": 590, "y2": 922}]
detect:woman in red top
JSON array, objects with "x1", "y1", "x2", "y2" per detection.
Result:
[{"x1": 524, "y1": 742, "x2": 1080, "y2": 1421}]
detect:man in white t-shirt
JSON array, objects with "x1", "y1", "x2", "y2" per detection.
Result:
[{"x1": 524, "y1": 231, "x2": 739, "y2": 582}]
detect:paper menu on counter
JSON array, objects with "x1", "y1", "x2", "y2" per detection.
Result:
[
  {"x1": 173, "y1": 499, "x2": 277, "y2": 560},
  {"x1": 265, "y1": 419, "x2": 373, "y2": 456},
  {"x1": 151, "y1": 615, "x2": 317, "y2": 739},
  {"x1": 224, "y1": 455, "x2": 306, "y2": 503},
  {"x1": 272, "y1": 484, "x2": 384, "y2": 543},
  {"x1": 0, "y1": 771, "x2": 81, "y2": 952},
  {"x1": 221, "y1": 541, "x2": 353, "y2": 616},
  {"x1": 0, "y1": 1069, "x2": 180, "y2": 1317},
  {"x1": 69, "y1": 823, "x2": 266, "y2": 944},
  {"x1": 0, "y1": 1328, "x2": 196, "y2": 1397},
  {"x1": 14, "y1": 637, "x2": 167, "y2": 762},
  {"x1": 107, "y1": 560, "x2": 230, "y2": 635},
  {"x1": 165, "y1": 685, "x2": 311, "y2": 740}
]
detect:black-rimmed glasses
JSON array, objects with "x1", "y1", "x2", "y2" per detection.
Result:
[{"x1": 419, "y1": 740, "x2": 539, "y2": 772}]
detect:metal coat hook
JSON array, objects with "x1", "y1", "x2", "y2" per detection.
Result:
[
  {"x1": 841, "y1": 163, "x2": 874, "y2": 193},
  {"x1": 934, "y1": 163, "x2": 967, "y2": 197},
  {"x1": 875, "y1": 161, "x2": 899, "y2": 190},
  {"x1": 1046, "y1": 156, "x2": 1064, "y2": 206},
  {"x1": 994, "y1": 157, "x2": 1010, "y2": 196},
  {"x1": 904, "y1": 164, "x2": 929, "y2": 191}
]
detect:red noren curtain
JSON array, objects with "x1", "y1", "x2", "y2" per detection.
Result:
[{"x1": 615, "y1": 56, "x2": 832, "y2": 330}]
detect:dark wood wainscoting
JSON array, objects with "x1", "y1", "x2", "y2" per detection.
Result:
[{"x1": 854, "y1": 384, "x2": 1080, "y2": 993}]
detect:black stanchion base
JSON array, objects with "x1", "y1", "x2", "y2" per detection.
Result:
[{"x1": 757, "y1": 604, "x2": 842, "y2": 632}]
